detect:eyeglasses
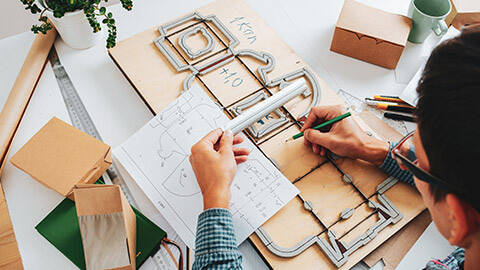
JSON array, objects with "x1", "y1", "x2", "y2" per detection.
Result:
[{"x1": 392, "y1": 131, "x2": 464, "y2": 195}]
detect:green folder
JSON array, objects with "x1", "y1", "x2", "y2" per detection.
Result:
[{"x1": 36, "y1": 198, "x2": 167, "y2": 269}]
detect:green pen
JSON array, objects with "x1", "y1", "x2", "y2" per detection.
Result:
[{"x1": 286, "y1": 112, "x2": 352, "y2": 142}]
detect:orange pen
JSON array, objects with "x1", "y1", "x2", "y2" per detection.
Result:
[{"x1": 373, "y1": 95, "x2": 408, "y2": 104}]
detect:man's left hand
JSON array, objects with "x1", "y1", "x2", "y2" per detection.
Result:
[{"x1": 190, "y1": 129, "x2": 250, "y2": 210}]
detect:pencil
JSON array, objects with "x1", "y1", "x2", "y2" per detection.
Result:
[{"x1": 286, "y1": 112, "x2": 352, "y2": 142}]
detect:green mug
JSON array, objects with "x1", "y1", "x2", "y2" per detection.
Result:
[{"x1": 407, "y1": 0, "x2": 452, "y2": 43}]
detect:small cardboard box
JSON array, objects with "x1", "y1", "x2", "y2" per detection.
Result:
[
  {"x1": 445, "y1": 0, "x2": 480, "y2": 28},
  {"x1": 10, "y1": 117, "x2": 112, "y2": 198},
  {"x1": 74, "y1": 184, "x2": 136, "y2": 270},
  {"x1": 330, "y1": 0, "x2": 413, "y2": 69}
]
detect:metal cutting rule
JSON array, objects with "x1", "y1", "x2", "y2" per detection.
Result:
[{"x1": 47, "y1": 47, "x2": 138, "y2": 209}]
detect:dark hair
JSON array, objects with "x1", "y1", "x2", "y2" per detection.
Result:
[{"x1": 414, "y1": 25, "x2": 480, "y2": 212}]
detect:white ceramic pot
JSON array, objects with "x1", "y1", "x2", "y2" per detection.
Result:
[{"x1": 44, "y1": 8, "x2": 104, "y2": 49}]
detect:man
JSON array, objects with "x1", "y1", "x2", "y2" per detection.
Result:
[{"x1": 189, "y1": 25, "x2": 480, "y2": 269}]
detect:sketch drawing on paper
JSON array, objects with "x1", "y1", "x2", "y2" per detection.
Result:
[
  {"x1": 114, "y1": 85, "x2": 299, "y2": 249},
  {"x1": 147, "y1": 11, "x2": 406, "y2": 268},
  {"x1": 148, "y1": 90, "x2": 224, "y2": 198}
]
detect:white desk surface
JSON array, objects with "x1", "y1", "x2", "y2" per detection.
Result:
[{"x1": 1, "y1": 0, "x2": 455, "y2": 269}]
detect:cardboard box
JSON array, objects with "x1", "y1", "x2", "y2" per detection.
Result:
[
  {"x1": 74, "y1": 184, "x2": 136, "y2": 270},
  {"x1": 330, "y1": 0, "x2": 412, "y2": 69},
  {"x1": 10, "y1": 117, "x2": 112, "y2": 198},
  {"x1": 445, "y1": 0, "x2": 480, "y2": 28}
]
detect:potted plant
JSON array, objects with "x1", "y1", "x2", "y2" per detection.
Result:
[{"x1": 21, "y1": 0, "x2": 133, "y2": 49}]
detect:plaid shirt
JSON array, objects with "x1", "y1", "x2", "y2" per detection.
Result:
[
  {"x1": 192, "y1": 142, "x2": 464, "y2": 269},
  {"x1": 379, "y1": 142, "x2": 415, "y2": 186},
  {"x1": 425, "y1": 247, "x2": 464, "y2": 270},
  {"x1": 192, "y1": 208, "x2": 242, "y2": 270}
]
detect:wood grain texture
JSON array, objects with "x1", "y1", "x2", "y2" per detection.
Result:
[
  {"x1": 0, "y1": 183, "x2": 23, "y2": 270},
  {"x1": 108, "y1": 0, "x2": 426, "y2": 268}
]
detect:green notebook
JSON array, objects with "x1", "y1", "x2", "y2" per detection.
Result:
[{"x1": 36, "y1": 198, "x2": 166, "y2": 269}]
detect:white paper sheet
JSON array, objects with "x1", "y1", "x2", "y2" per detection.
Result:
[
  {"x1": 399, "y1": 26, "x2": 462, "y2": 106},
  {"x1": 114, "y1": 84, "x2": 299, "y2": 249}
]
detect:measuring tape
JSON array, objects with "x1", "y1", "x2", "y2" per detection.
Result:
[{"x1": 49, "y1": 48, "x2": 138, "y2": 209}]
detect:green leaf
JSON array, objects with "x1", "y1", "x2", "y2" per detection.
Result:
[
  {"x1": 99, "y1": 6, "x2": 106, "y2": 14},
  {"x1": 107, "y1": 12, "x2": 112, "y2": 18}
]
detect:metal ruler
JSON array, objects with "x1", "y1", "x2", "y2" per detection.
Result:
[
  {"x1": 48, "y1": 47, "x2": 138, "y2": 209},
  {"x1": 151, "y1": 248, "x2": 178, "y2": 270}
]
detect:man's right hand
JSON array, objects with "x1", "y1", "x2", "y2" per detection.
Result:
[{"x1": 300, "y1": 105, "x2": 389, "y2": 166}]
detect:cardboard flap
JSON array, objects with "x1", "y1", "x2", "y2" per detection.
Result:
[
  {"x1": 120, "y1": 185, "x2": 137, "y2": 270},
  {"x1": 10, "y1": 117, "x2": 111, "y2": 197},
  {"x1": 104, "y1": 148, "x2": 113, "y2": 164},
  {"x1": 336, "y1": 0, "x2": 412, "y2": 46},
  {"x1": 79, "y1": 166, "x2": 102, "y2": 185},
  {"x1": 74, "y1": 185, "x2": 124, "y2": 216}
]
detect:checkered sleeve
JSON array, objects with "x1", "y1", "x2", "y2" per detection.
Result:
[
  {"x1": 192, "y1": 208, "x2": 243, "y2": 270},
  {"x1": 379, "y1": 142, "x2": 415, "y2": 186},
  {"x1": 425, "y1": 247, "x2": 465, "y2": 270}
]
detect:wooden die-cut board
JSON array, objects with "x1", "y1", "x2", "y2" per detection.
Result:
[{"x1": 108, "y1": 0, "x2": 426, "y2": 269}]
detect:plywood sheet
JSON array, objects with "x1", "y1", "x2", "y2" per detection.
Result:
[
  {"x1": 0, "y1": 182, "x2": 23, "y2": 269},
  {"x1": 109, "y1": 0, "x2": 426, "y2": 268}
]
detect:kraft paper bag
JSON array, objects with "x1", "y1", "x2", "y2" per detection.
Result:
[{"x1": 74, "y1": 184, "x2": 136, "y2": 270}]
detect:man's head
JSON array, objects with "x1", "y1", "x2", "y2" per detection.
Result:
[{"x1": 414, "y1": 25, "x2": 480, "y2": 246}]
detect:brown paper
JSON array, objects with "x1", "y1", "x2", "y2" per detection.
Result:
[
  {"x1": 330, "y1": 0, "x2": 412, "y2": 69},
  {"x1": 74, "y1": 184, "x2": 136, "y2": 270},
  {"x1": 10, "y1": 117, "x2": 112, "y2": 198}
]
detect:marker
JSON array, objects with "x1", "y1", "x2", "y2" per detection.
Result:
[
  {"x1": 365, "y1": 100, "x2": 414, "y2": 113},
  {"x1": 286, "y1": 112, "x2": 352, "y2": 142},
  {"x1": 222, "y1": 78, "x2": 307, "y2": 134},
  {"x1": 376, "y1": 104, "x2": 414, "y2": 114},
  {"x1": 384, "y1": 112, "x2": 415, "y2": 122},
  {"x1": 365, "y1": 99, "x2": 414, "y2": 108},
  {"x1": 373, "y1": 95, "x2": 407, "y2": 104}
]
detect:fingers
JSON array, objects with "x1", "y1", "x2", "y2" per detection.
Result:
[
  {"x1": 312, "y1": 143, "x2": 320, "y2": 154},
  {"x1": 233, "y1": 147, "x2": 249, "y2": 164},
  {"x1": 304, "y1": 129, "x2": 335, "y2": 149},
  {"x1": 218, "y1": 129, "x2": 234, "y2": 154},
  {"x1": 301, "y1": 105, "x2": 346, "y2": 132},
  {"x1": 201, "y1": 128, "x2": 223, "y2": 146},
  {"x1": 301, "y1": 107, "x2": 329, "y2": 132},
  {"x1": 233, "y1": 134, "x2": 244, "y2": 145},
  {"x1": 304, "y1": 137, "x2": 312, "y2": 147},
  {"x1": 233, "y1": 147, "x2": 250, "y2": 157},
  {"x1": 235, "y1": 155, "x2": 249, "y2": 164}
]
